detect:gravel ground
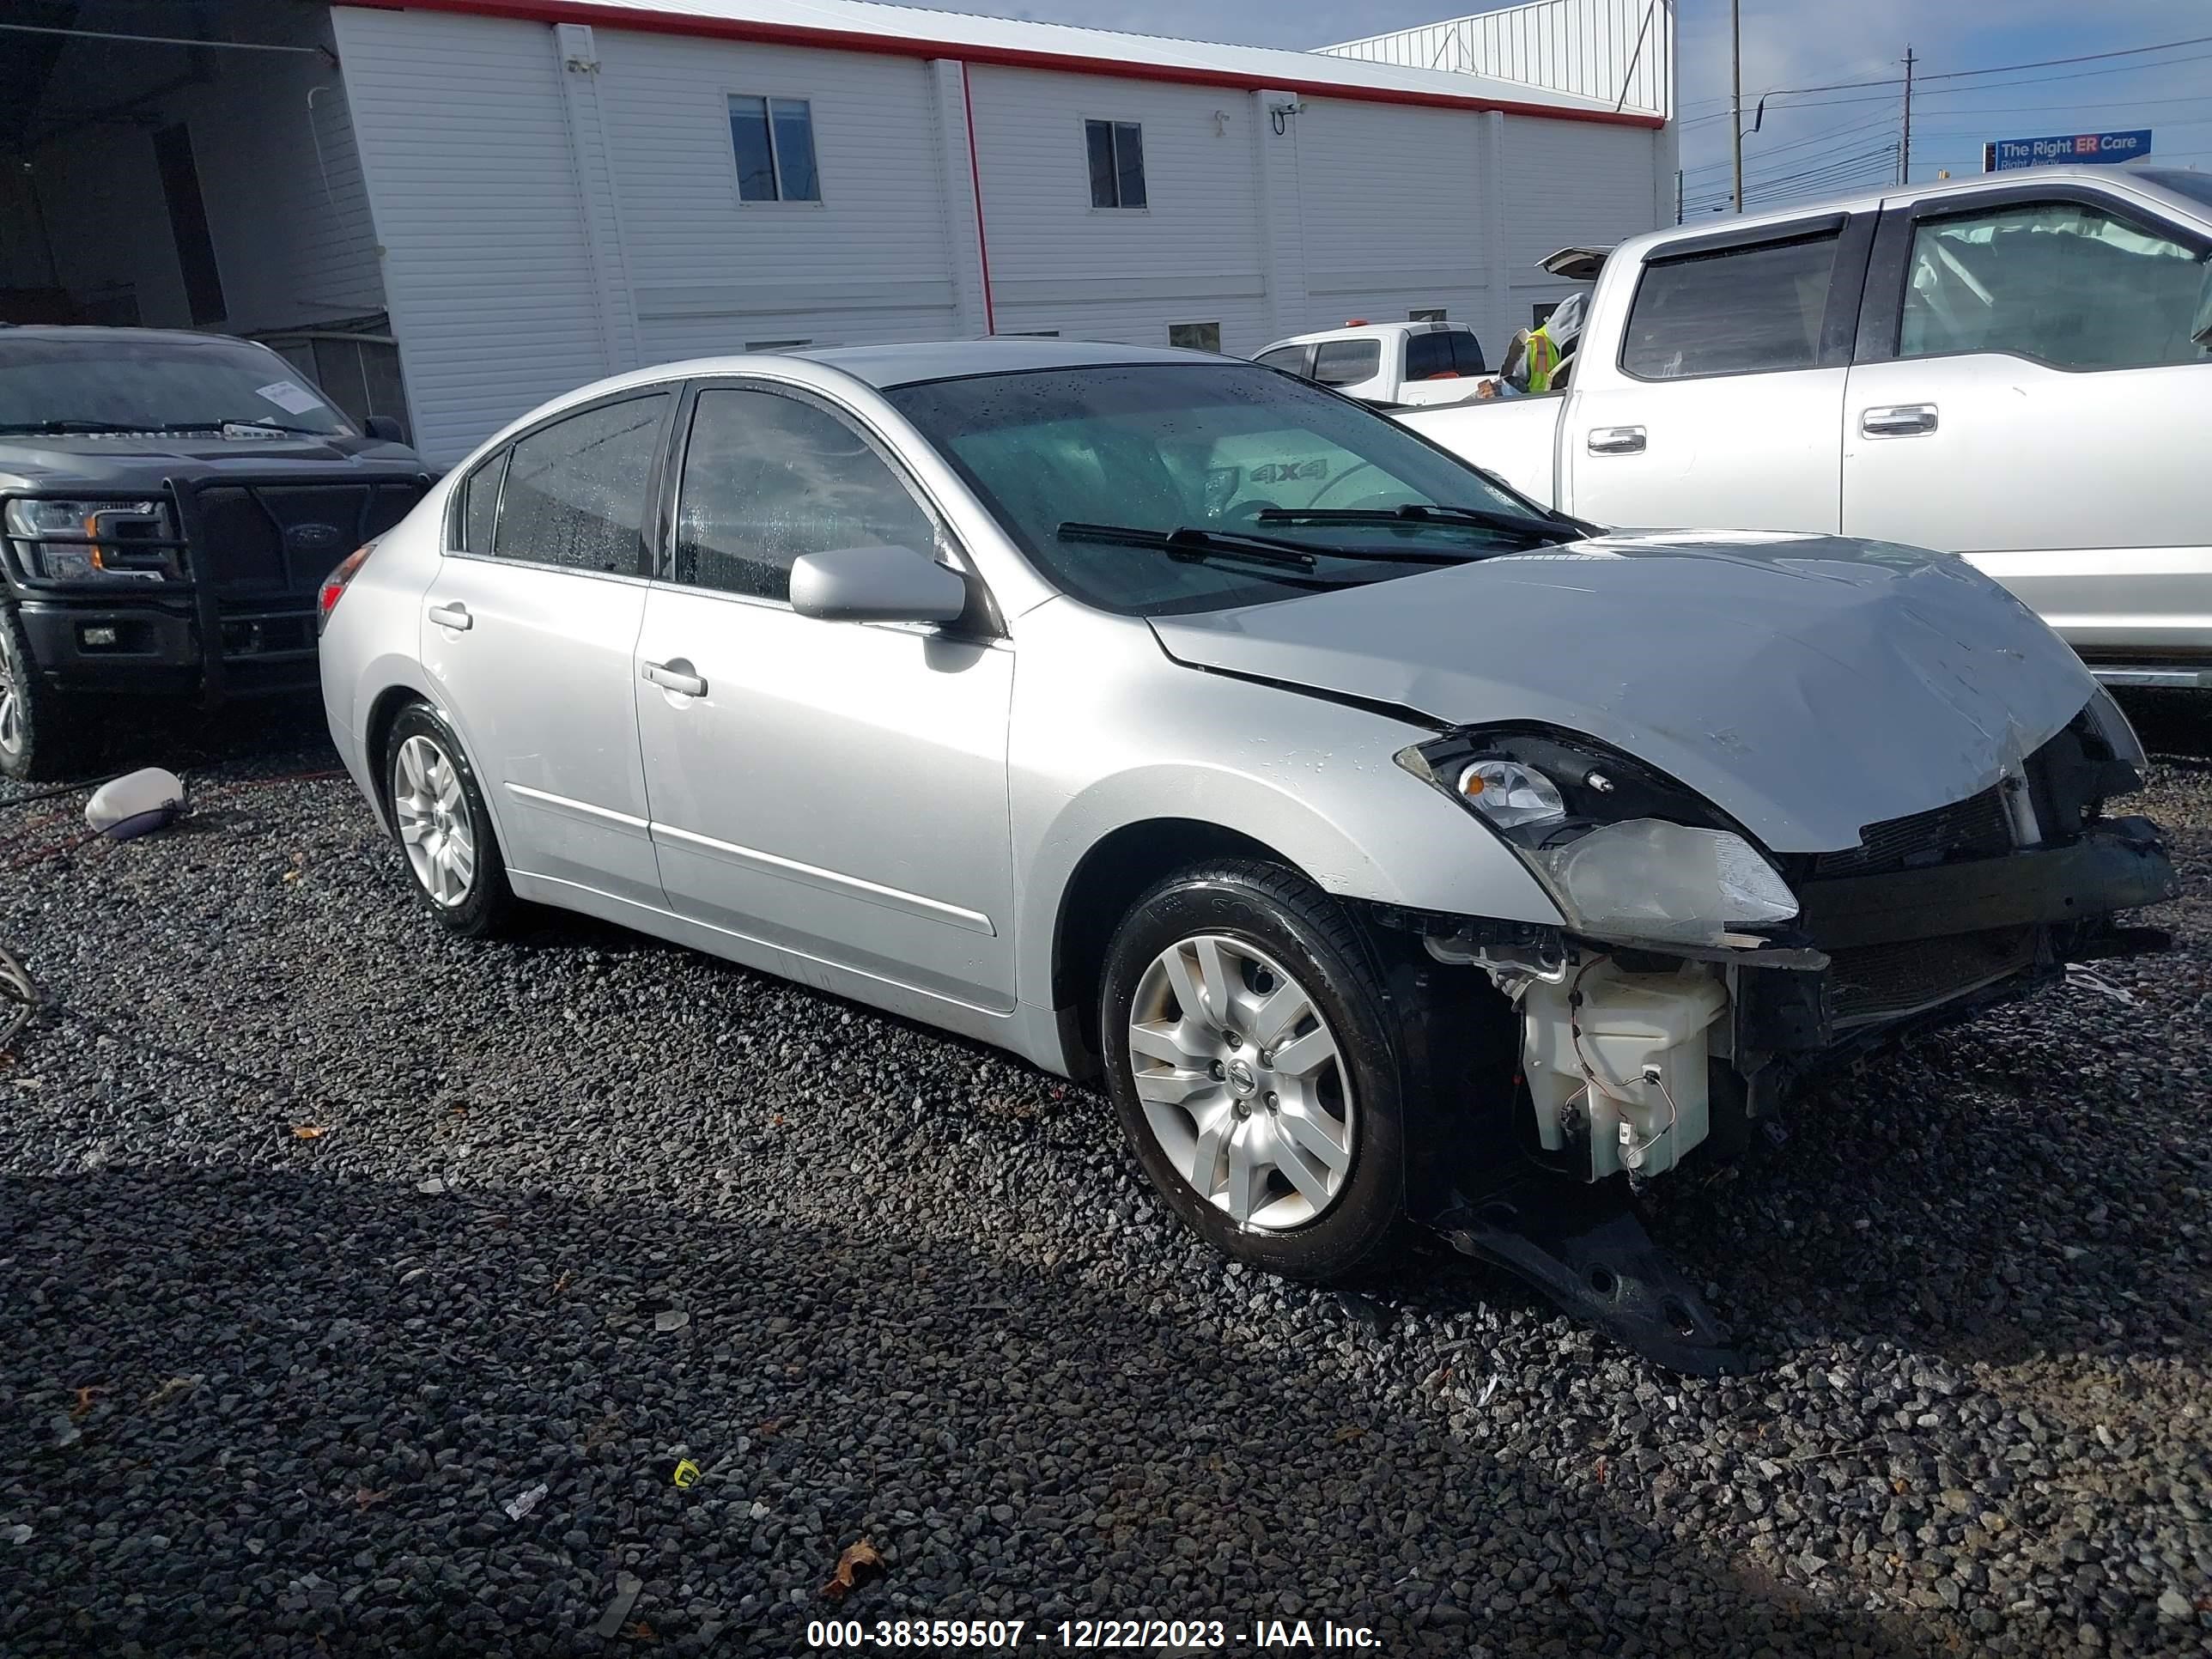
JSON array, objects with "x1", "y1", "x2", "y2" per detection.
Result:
[{"x1": 2, "y1": 695, "x2": 2208, "y2": 1658}]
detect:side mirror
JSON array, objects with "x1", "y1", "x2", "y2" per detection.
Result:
[
  {"x1": 364, "y1": 413, "x2": 410, "y2": 445},
  {"x1": 788, "y1": 544, "x2": 969, "y2": 625}
]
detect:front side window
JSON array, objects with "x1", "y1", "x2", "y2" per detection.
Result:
[
  {"x1": 729, "y1": 94, "x2": 821, "y2": 203},
  {"x1": 1311, "y1": 338, "x2": 1382, "y2": 386},
  {"x1": 673, "y1": 386, "x2": 937, "y2": 602},
  {"x1": 491, "y1": 394, "x2": 669, "y2": 574},
  {"x1": 1085, "y1": 120, "x2": 1146, "y2": 210},
  {"x1": 1622, "y1": 232, "x2": 1838, "y2": 380},
  {"x1": 886, "y1": 362, "x2": 1556, "y2": 617},
  {"x1": 1899, "y1": 200, "x2": 2210, "y2": 370}
]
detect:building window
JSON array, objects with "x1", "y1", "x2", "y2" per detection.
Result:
[
  {"x1": 1531, "y1": 301, "x2": 1561, "y2": 328},
  {"x1": 729, "y1": 95, "x2": 821, "y2": 203},
  {"x1": 1409, "y1": 308, "x2": 1447, "y2": 322},
  {"x1": 1085, "y1": 119, "x2": 1146, "y2": 210},
  {"x1": 1168, "y1": 322, "x2": 1220, "y2": 353}
]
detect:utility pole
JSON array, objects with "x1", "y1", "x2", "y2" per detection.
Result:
[
  {"x1": 1899, "y1": 45, "x2": 1915, "y2": 185},
  {"x1": 1730, "y1": 0, "x2": 1743, "y2": 211}
]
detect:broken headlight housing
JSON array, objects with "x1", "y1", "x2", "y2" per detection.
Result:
[
  {"x1": 4, "y1": 497, "x2": 181, "y2": 583},
  {"x1": 1396, "y1": 727, "x2": 1798, "y2": 947}
]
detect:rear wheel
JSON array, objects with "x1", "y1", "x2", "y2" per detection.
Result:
[
  {"x1": 384, "y1": 702, "x2": 514, "y2": 937},
  {"x1": 0, "y1": 605, "x2": 90, "y2": 784},
  {"x1": 1099, "y1": 860, "x2": 1407, "y2": 1282}
]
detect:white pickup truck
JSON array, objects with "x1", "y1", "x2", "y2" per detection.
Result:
[
  {"x1": 1255, "y1": 319, "x2": 1490, "y2": 409},
  {"x1": 1402, "y1": 165, "x2": 2212, "y2": 690}
]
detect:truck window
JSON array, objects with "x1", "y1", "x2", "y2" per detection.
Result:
[
  {"x1": 1899, "y1": 200, "x2": 2210, "y2": 371},
  {"x1": 1449, "y1": 331, "x2": 1488, "y2": 375},
  {"x1": 1312, "y1": 339, "x2": 1382, "y2": 386},
  {"x1": 1255, "y1": 346, "x2": 1310, "y2": 376},
  {"x1": 1405, "y1": 331, "x2": 1455, "y2": 380},
  {"x1": 1622, "y1": 233, "x2": 1838, "y2": 380}
]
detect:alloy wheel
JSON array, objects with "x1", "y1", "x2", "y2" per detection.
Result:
[
  {"x1": 392, "y1": 733, "x2": 477, "y2": 907},
  {"x1": 1127, "y1": 933, "x2": 1355, "y2": 1231},
  {"x1": 0, "y1": 640, "x2": 20, "y2": 758}
]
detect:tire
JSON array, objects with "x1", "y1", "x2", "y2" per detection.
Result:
[
  {"x1": 1098, "y1": 859, "x2": 1407, "y2": 1283},
  {"x1": 383, "y1": 702, "x2": 514, "y2": 938},
  {"x1": 0, "y1": 605, "x2": 91, "y2": 784}
]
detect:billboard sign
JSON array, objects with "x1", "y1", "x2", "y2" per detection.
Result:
[{"x1": 1984, "y1": 130, "x2": 2153, "y2": 172}]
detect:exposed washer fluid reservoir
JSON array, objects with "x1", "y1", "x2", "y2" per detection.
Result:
[{"x1": 1522, "y1": 956, "x2": 1728, "y2": 1181}]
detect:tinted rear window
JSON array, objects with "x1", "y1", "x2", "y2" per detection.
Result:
[{"x1": 1622, "y1": 234, "x2": 1838, "y2": 379}]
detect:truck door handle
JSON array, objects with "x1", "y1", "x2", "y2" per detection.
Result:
[
  {"x1": 641, "y1": 658, "x2": 707, "y2": 698},
  {"x1": 1586, "y1": 425, "x2": 1646, "y2": 456},
  {"x1": 1860, "y1": 403, "x2": 1938, "y2": 437},
  {"x1": 426, "y1": 603, "x2": 472, "y2": 631}
]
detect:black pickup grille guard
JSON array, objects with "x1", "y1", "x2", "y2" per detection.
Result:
[{"x1": 173, "y1": 476, "x2": 424, "y2": 604}]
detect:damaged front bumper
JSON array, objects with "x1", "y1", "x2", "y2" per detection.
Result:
[{"x1": 1384, "y1": 814, "x2": 2179, "y2": 1373}]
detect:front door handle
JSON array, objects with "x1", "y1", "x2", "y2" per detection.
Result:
[
  {"x1": 1860, "y1": 403, "x2": 1938, "y2": 437},
  {"x1": 641, "y1": 658, "x2": 707, "y2": 698},
  {"x1": 427, "y1": 602, "x2": 472, "y2": 631},
  {"x1": 1585, "y1": 425, "x2": 1647, "y2": 456}
]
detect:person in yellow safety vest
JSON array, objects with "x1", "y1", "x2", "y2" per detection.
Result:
[{"x1": 1521, "y1": 323, "x2": 1563, "y2": 393}]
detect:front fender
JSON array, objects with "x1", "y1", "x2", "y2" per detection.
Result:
[{"x1": 1007, "y1": 602, "x2": 1560, "y2": 1015}]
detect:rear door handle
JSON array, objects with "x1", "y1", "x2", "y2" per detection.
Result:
[
  {"x1": 1860, "y1": 403, "x2": 1938, "y2": 437},
  {"x1": 1585, "y1": 425, "x2": 1647, "y2": 456},
  {"x1": 641, "y1": 658, "x2": 707, "y2": 698},
  {"x1": 427, "y1": 602, "x2": 472, "y2": 631}
]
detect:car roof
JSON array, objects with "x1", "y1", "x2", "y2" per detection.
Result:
[
  {"x1": 1260, "y1": 321, "x2": 1465, "y2": 352},
  {"x1": 1608, "y1": 164, "x2": 2209, "y2": 265},
  {"x1": 792, "y1": 337, "x2": 1206, "y2": 387}
]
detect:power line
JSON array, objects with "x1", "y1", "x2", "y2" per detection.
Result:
[{"x1": 1680, "y1": 34, "x2": 2212, "y2": 129}]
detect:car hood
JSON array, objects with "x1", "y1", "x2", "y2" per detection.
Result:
[
  {"x1": 1146, "y1": 531, "x2": 2101, "y2": 854},
  {"x1": 0, "y1": 433, "x2": 424, "y2": 489}
]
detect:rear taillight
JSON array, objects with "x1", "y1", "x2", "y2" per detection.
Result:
[{"x1": 316, "y1": 542, "x2": 377, "y2": 635}]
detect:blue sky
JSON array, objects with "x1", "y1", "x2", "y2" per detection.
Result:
[{"x1": 930, "y1": 0, "x2": 2212, "y2": 219}]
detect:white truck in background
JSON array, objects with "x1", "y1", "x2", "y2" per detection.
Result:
[
  {"x1": 1401, "y1": 165, "x2": 2212, "y2": 690},
  {"x1": 1255, "y1": 319, "x2": 1491, "y2": 409}
]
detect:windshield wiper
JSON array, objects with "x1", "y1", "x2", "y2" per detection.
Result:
[
  {"x1": 1257, "y1": 503, "x2": 1583, "y2": 544},
  {"x1": 1057, "y1": 520, "x2": 1480, "y2": 569},
  {"x1": 212, "y1": 417, "x2": 329, "y2": 436},
  {"x1": 0, "y1": 418, "x2": 153, "y2": 435}
]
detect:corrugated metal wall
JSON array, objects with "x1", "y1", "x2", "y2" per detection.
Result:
[{"x1": 1321, "y1": 0, "x2": 1673, "y2": 120}]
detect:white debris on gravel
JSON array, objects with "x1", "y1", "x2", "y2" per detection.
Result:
[{"x1": 1, "y1": 695, "x2": 2208, "y2": 1656}]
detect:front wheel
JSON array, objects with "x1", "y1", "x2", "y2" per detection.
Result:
[
  {"x1": 1098, "y1": 860, "x2": 1407, "y2": 1282},
  {"x1": 0, "y1": 605, "x2": 91, "y2": 784}
]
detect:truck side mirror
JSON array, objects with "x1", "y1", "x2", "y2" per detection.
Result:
[{"x1": 364, "y1": 413, "x2": 410, "y2": 445}]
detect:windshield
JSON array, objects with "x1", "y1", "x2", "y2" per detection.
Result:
[
  {"x1": 0, "y1": 334, "x2": 354, "y2": 436},
  {"x1": 885, "y1": 362, "x2": 1559, "y2": 615}
]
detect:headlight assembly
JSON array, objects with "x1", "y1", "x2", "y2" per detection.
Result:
[
  {"x1": 4, "y1": 497, "x2": 180, "y2": 582},
  {"x1": 1397, "y1": 727, "x2": 1799, "y2": 947}
]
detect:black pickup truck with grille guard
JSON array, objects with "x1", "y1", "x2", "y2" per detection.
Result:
[{"x1": 0, "y1": 326, "x2": 431, "y2": 781}]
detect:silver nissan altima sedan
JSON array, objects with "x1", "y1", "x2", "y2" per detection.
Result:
[{"x1": 318, "y1": 341, "x2": 2175, "y2": 1368}]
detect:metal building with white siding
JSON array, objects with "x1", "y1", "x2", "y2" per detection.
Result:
[{"x1": 2, "y1": 0, "x2": 1675, "y2": 466}]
